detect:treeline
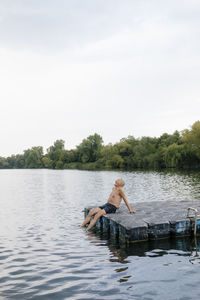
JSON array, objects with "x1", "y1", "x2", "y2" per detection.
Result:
[{"x1": 1, "y1": 121, "x2": 200, "y2": 170}]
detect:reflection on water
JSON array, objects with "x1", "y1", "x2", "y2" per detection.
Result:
[
  {"x1": 90, "y1": 230, "x2": 200, "y2": 298},
  {"x1": 0, "y1": 169, "x2": 200, "y2": 300},
  {"x1": 92, "y1": 229, "x2": 200, "y2": 263}
]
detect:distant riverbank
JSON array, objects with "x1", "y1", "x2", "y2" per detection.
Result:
[{"x1": 0, "y1": 121, "x2": 200, "y2": 170}]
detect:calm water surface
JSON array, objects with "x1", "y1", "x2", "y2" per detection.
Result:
[{"x1": 0, "y1": 169, "x2": 200, "y2": 300}]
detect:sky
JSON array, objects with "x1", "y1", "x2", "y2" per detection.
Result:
[{"x1": 0, "y1": 0, "x2": 200, "y2": 156}]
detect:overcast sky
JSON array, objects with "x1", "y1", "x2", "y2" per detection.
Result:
[{"x1": 0, "y1": 0, "x2": 200, "y2": 156}]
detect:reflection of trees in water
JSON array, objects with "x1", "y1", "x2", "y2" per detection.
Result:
[
  {"x1": 161, "y1": 168, "x2": 200, "y2": 187},
  {"x1": 158, "y1": 169, "x2": 200, "y2": 202}
]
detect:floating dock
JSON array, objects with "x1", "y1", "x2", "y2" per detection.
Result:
[{"x1": 84, "y1": 200, "x2": 200, "y2": 243}]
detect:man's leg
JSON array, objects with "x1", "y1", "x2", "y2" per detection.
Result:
[
  {"x1": 86, "y1": 209, "x2": 106, "y2": 231},
  {"x1": 80, "y1": 207, "x2": 101, "y2": 227}
]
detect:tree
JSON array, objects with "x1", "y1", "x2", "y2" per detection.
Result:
[
  {"x1": 6, "y1": 155, "x2": 16, "y2": 168},
  {"x1": 47, "y1": 139, "x2": 65, "y2": 168},
  {"x1": 115, "y1": 141, "x2": 132, "y2": 157},
  {"x1": 182, "y1": 121, "x2": 200, "y2": 158},
  {"x1": 0, "y1": 157, "x2": 9, "y2": 168},
  {"x1": 42, "y1": 156, "x2": 53, "y2": 168},
  {"x1": 24, "y1": 147, "x2": 44, "y2": 168},
  {"x1": 163, "y1": 144, "x2": 182, "y2": 168},
  {"x1": 14, "y1": 154, "x2": 25, "y2": 168},
  {"x1": 77, "y1": 133, "x2": 103, "y2": 163},
  {"x1": 105, "y1": 154, "x2": 124, "y2": 169},
  {"x1": 55, "y1": 160, "x2": 64, "y2": 169},
  {"x1": 157, "y1": 131, "x2": 181, "y2": 148},
  {"x1": 163, "y1": 143, "x2": 199, "y2": 168}
]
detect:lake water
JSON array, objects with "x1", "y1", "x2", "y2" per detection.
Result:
[{"x1": 0, "y1": 169, "x2": 200, "y2": 300}]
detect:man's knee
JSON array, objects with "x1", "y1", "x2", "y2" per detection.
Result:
[
  {"x1": 88, "y1": 210, "x2": 93, "y2": 216},
  {"x1": 95, "y1": 210, "x2": 105, "y2": 218},
  {"x1": 89, "y1": 207, "x2": 99, "y2": 216}
]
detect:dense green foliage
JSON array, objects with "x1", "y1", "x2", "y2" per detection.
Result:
[{"x1": 1, "y1": 122, "x2": 200, "y2": 170}]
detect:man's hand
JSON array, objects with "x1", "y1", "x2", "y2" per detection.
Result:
[{"x1": 129, "y1": 210, "x2": 136, "y2": 214}]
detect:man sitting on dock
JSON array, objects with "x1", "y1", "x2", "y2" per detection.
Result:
[{"x1": 81, "y1": 178, "x2": 136, "y2": 231}]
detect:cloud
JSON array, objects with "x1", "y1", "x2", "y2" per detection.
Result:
[
  {"x1": 0, "y1": 0, "x2": 199, "y2": 53},
  {"x1": 0, "y1": 0, "x2": 200, "y2": 156}
]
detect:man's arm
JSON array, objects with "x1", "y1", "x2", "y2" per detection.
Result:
[{"x1": 119, "y1": 188, "x2": 136, "y2": 213}]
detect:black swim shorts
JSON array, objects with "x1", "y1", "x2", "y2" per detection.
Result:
[{"x1": 99, "y1": 203, "x2": 117, "y2": 214}]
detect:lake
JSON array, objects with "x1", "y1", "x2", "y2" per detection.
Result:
[{"x1": 0, "y1": 169, "x2": 200, "y2": 299}]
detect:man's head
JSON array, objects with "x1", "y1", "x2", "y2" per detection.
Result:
[{"x1": 115, "y1": 178, "x2": 125, "y2": 187}]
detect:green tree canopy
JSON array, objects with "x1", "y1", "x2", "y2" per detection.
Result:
[
  {"x1": 24, "y1": 146, "x2": 44, "y2": 168},
  {"x1": 1, "y1": 121, "x2": 200, "y2": 170},
  {"x1": 0, "y1": 157, "x2": 9, "y2": 168},
  {"x1": 47, "y1": 139, "x2": 65, "y2": 168},
  {"x1": 182, "y1": 121, "x2": 200, "y2": 157},
  {"x1": 77, "y1": 133, "x2": 103, "y2": 163}
]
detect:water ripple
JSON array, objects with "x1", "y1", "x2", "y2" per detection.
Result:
[{"x1": 1, "y1": 169, "x2": 200, "y2": 299}]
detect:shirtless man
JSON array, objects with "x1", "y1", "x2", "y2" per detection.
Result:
[{"x1": 81, "y1": 178, "x2": 136, "y2": 231}]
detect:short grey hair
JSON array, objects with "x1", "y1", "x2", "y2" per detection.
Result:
[{"x1": 119, "y1": 178, "x2": 125, "y2": 187}]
